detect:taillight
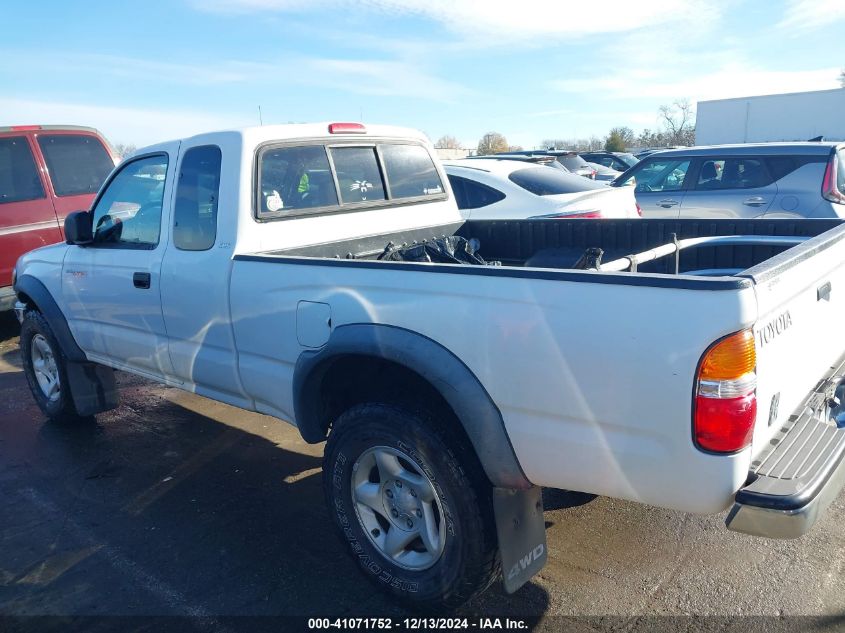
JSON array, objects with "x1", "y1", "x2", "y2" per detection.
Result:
[
  {"x1": 693, "y1": 329, "x2": 757, "y2": 453},
  {"x1": 635, "y1": 202, "x2": 642, "y2": 217},
  {"x1": 822, "y1": 153, "x2": 845, "y2": 203},
  {"x1": 328, "y1": 122, "x2": 366, "y2": 134}
]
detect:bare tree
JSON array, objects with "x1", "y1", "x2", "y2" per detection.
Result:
[
  {"x1": 507, "y1": 144, "x2": 524, "y2": 152},
  {"x1": 435, "y1": 135, "x2": 461, "y2": 149},
  {"x1": 477, "y1": 132, "x2": 509, "y2": 155},
  {"x1": 658, "y1": 99, "x2": 695, "y2": 146},
  {"x1": 112, "y1": 143, "x2": 137, "y2": 159},
  {"x1": 840, "y1": 68, "x2": 845, "y2": 88}
]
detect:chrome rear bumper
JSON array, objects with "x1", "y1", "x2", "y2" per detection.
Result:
[{"x1": 726, "y1": 371, "x2": 845, "y2": 539}]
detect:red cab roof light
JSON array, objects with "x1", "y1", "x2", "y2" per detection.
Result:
[
  {"x1": 328, "y1": 122, "x2": 366, "y2": 134},
  {"x1": 11, "y1": 125, "x2": 42, "y2": 131}
]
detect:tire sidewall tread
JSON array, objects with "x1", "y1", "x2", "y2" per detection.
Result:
[
  {"x1": 20, "y1": 310, "x2": 80, "y2": 421},
  {"x1": 323, "y1": 402, "x2": 498, "y2": 610}
]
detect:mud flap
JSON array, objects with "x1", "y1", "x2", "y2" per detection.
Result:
[
  {"x1": 66, "y1": 362, "x2": 119, "y2": 417},
  {"x1": 493, "y1": 486, "x2": 547, "y2": 594}
]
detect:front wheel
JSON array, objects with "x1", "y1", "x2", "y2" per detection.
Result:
[
  {"x1": 323, "y1": 402, "x2": 499, "y2": 609},
  {"x1": 20, "y1": 310, "x2": 81, "y2": 421}
]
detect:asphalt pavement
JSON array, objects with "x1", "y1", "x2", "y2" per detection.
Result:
[{"x1": 0, "y1": 311, "x2": 843, "y2": 632}]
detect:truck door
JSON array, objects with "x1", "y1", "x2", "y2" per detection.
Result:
[
  {"x1": 0, "y1": 134, "x2": 61, "y2": 293},
  {"x1": 159, "y1": 142, "x2": 249, "y2": 408},
  {"x1": 62, "y1": 146, "x2": 179, "y2": 378}
]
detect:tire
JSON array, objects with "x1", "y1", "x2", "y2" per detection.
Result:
[
  {"x1": 323, "y1": 402, "x2": 499, "y2": 610},
  {"x1": 20, "y1": 310, "x2": 81, "y2": 421}
]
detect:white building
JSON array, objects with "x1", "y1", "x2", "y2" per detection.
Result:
[{"x1": 695, "y1": 88, "x2": 845, "y2": 145}]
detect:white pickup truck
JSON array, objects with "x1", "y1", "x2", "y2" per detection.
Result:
[{"x1": 13, "y1": 122, "x2": 845, "y2": 608}]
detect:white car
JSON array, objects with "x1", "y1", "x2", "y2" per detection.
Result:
[{"x1": 444, "y1": 158, "x2": 640, "y2": 220}]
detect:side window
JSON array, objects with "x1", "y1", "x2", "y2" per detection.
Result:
[
  {"x1": 37, "y1": 134, "x2": 114, "y2": 196},
  {"x1": 623, "y1": 158, "x2": 690, "y2": 192},
  {"x1": 766, "y1": 155, "x2": 826, "y2": 182},
  {"x1": 330, "y1": 147, "x2": 386, "y2": 204},
  {"x1": 696, "y1": 158, "x2": 772, "y2": 190},
  {"x1": 259, "y1": 145, "x2": 338, "y2": 216},
  {"x1": 174, "y1": 145, "x2": 221, "y2": 251},
  {"x1": 91, "y1": 154, "x2": 168, "y2": 248},
  {"x1": 0, "y1": 136, "x2": 45, "y2": 204},
  {"x1": 380, "y1": 144, "x2": 444, "y2": 199},
  {"x1": 446, "y1": 175, "x2": 505, "y2": 209}
]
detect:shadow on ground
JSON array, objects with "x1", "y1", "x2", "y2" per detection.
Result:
[{"x1": 0, "y1": 350, "x2": 550, "y2": 621}]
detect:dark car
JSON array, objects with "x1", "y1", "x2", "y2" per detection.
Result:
[{"x1": 579, "y1": 151, "x2": 639, "y2": 172}]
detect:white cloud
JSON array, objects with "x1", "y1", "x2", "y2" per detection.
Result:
[
  {"x1": 550, "y1": 65, "x2": 842, "y2": 104},
  {"x1": 778, "y1": 0, "x2": 845, "y2": 31},
  {"x1": 0, "y1": 98, "x2": 249, "y2": 147},
  {"x1": 295, "y1": 58, "x2": 470, "y2": 101},
  {"x1": 195, "y1": 0, "x2": 719, "y2": 40}
]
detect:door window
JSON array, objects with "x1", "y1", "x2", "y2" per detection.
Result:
[
  {"x1": 174, "y1": 146, "x2": 221, "y2": 251},
  {"x1": 0, "y1": 136, "x2": 45, "y2": 204},
  {"x1": 618, "y1": 158, "x2": 690, "y2": 192},
  {"x1": 91, "y1": 154, "x2": 168, "y2": 248},
  {"x1": 37, "y1": 134, "x2": 114, "y2": 196},
  {"x1": 695, "y1": 158, "x2": 771, "y2": 190},
  {"x1": 330, "y1": 147, "x2": 386, "y2": 204}
]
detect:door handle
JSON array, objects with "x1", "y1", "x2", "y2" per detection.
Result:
[
  {"x1": 743, "y1": 196, "x2": 767, "y2": 207},
  {"x1": 657, "y1": 199, "x2": 679, "y2": 208},
  {"x1": 133, "y1": 272, "x2": 151, "y2": 289}
]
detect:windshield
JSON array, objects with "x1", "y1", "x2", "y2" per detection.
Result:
[
  {"x1": 617, "y1": 153, "x2": 639, "y2": 168},
  {"x1": 508, "y1": 167, "x2": 605, "y2": 195}
]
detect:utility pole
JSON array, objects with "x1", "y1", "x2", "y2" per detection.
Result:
[{"x1": 258, "y1": 105, "x2": 263, "y2": 126}]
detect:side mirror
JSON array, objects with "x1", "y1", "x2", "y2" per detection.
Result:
[{"x1": 64, "y1": 211, "x2": 93, "y2": 245}]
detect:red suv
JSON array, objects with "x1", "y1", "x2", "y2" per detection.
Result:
[{"x1": 0, "y1": 125, "x2": 116, "y2": 310}]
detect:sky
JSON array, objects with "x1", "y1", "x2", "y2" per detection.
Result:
[{"x1": 2, "y1": 0, "x2": 844, "y2": 150}]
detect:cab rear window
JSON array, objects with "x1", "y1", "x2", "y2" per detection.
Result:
[
  {"x1": 37, "y1": 134, "x2": 114, "y2": 196},
  {"x1": 256, "y1": 141, "x2": 444, "y2": 219}
]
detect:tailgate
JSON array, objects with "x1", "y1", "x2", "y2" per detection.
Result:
[{"x1": 742, "y1": 224, "x2": 845, "y2": 455}]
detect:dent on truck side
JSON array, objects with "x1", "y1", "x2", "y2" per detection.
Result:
[{"x1": 292, "y1": 323, "x2": 532, "y2": 490}]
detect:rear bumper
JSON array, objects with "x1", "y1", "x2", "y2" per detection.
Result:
[{"x1": 726, "y1": 370, "x2": 845, "y2": 539}]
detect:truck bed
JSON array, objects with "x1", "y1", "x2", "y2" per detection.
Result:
[{"x1": 247, "y1": 218, "x2": 844, "y2": 284}]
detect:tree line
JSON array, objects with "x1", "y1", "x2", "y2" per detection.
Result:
[{"x1": 436, "y1": 99, "x2": 696, "y2": 155}]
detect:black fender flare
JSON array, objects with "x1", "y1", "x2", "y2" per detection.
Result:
[
  {"x1": 14, "y1": 274, "x2": 86, "y2": 362},
  {"x1": 14, "y1": 274, "x2": 118, "y2": 416},
  {"x1": 293, "y1": 323, "x2": 531, "y2": 490}
]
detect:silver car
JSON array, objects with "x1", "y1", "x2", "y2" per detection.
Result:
[{"x1": 611, "y1": 142, "x2": 845, "y2": 219}]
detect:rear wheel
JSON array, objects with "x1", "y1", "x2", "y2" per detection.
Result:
[
  {"x1": 323, "y1": 402, "x2": 499, "y2": 609},
  {"x1": 20, "y1": 310, "x2": 80, "y2": 421}
]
